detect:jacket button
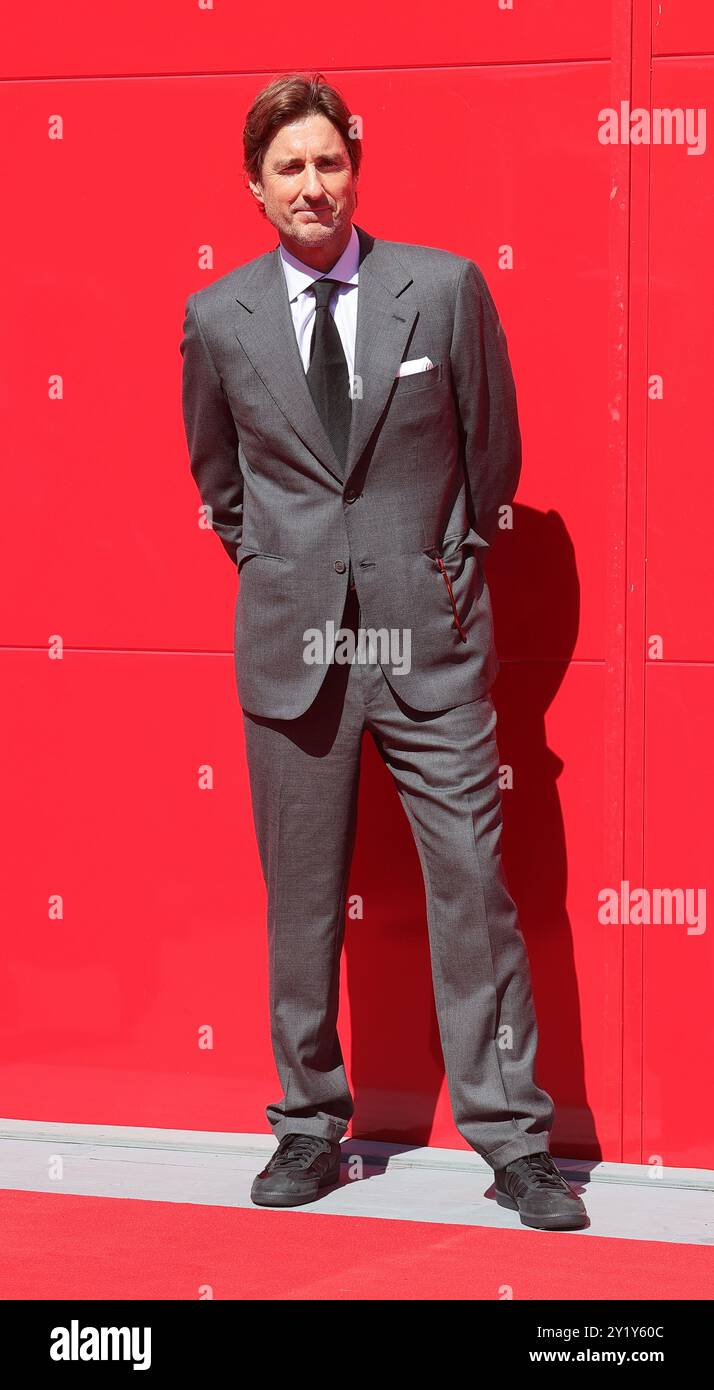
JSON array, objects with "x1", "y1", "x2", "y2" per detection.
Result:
[
  {"x1": 344, "y1": 489, "x2": 358, "y2": 503},
  {"x1": 334, "y1": 560, "x2": 347, "y2": 573}
]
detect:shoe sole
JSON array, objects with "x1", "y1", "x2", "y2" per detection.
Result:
[
  {"x1": 495, "y1": 1190, "x2": 589, "y2": 1231},
  {"x1": 250, "y1": 1160, "x2": 342, "y2": 1208}
]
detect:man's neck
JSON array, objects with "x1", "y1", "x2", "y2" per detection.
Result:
[{"x1": 279, "y1": 224, "x2": 353, "y2": 274}]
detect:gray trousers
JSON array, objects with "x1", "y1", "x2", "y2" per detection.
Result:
[{"x1": 241, "y1": 587, "x2": 554, "y2": 1170}]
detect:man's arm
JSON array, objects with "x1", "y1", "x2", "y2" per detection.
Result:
[
  {"x1": 449, "y1": 259, "x2": 522, "y2": 547},
  {"x1": 180, "y1": 292, "x2": 244, "y2": 567}
]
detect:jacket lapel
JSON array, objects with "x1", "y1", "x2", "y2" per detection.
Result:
[{"x1": 232, "y1": 225, "x2": 416, "y2": 486}]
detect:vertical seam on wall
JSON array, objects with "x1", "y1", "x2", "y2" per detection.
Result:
[
  {"x1": 605, "y1": 0, "x2": 635, "y2": 1166},
  {"x1": 621, "y1": 0, "x2": 652, "y2": 1164},
  {"x1": 638, "y1": 0, "x2": 653, "y2": 1170}
]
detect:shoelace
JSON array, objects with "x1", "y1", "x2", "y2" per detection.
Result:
[
  {"x1": 509, "y1": 1152, "x2": 568, "y2": 1190},
  {"x1": 271, "y1": 1135, "x2": 329, "y2": 1169}
]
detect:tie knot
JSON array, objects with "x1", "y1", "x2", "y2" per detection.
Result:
[{"x1": 311, "y1": 277, "x2": 341, "y2": 309}]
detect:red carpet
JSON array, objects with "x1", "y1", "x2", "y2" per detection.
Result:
[{"x1": 1, "y1": 1190, "x2": 711, "y2": 1300}]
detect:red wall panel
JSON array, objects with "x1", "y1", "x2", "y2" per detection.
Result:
[
  {"x1": 653, "y1": 0, "x2": 714, "y2": 55},
  {"x1": 2, "y1": 1, "x2": 611, "y2": 79},
  {"x1": 646, "y1": 59, "x2": 714, "y2": 659},
  {"x1": 1, "y1": 63, "x2": 611, "y2": 660},
  {"x1": 643, "y1": 666, "x2": 714, "y2": 1169},
  {"x1": 2, "y1": 0, "x2": 713, "y2": 1167}
]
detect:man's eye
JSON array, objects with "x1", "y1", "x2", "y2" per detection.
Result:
[{"x1": 278, "y1": 160, "x2": 340, "y2": 174}]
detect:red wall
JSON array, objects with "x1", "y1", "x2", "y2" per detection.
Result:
[{"x1": 2, "y1": 1, "x2": 712, "y2": 1166}]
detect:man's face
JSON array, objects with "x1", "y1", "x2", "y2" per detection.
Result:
[{"x1": 249, "y1": 113, "x2": 358, "y2": 259}]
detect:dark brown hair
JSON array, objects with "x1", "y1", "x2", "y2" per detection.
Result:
[{"x1": 243, "y1": 72, "x2": 362, "y2": 185}]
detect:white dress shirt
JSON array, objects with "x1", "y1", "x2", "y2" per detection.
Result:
[{"x1": 278, "y1": 224, "x2": 360, "y2": 386}]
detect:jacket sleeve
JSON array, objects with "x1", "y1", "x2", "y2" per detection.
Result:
[
  {"x1": 449, "y1": 259, "x2": 522, "y2": 548},
  {"x1": 180, "y1": 292, "x2": 244, "y2": 567}
]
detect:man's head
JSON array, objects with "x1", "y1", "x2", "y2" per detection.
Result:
[{"x1": 243, "y1": 73, "x2": 361, "y2": 268}]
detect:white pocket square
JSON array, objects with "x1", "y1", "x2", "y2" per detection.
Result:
[{"x1": 396, "y1": 356, "x2": 435, "y2": 378}]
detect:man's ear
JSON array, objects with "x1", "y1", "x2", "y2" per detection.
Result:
[{"x1": 248, "y1": 179, "x2": 265, "y2": 208}]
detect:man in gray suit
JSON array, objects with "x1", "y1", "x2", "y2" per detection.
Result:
[{"x1": 180, "y1": 73, "x2": 587, "y2": 1231}]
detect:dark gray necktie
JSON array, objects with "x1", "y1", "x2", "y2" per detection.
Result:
[{"x1": 306, "y1": 277, "x2": 352, "y2": 473}]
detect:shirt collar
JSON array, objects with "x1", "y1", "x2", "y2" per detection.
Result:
[{"x1": 279, "y1": 223, "x2": 360, "y2": 302}]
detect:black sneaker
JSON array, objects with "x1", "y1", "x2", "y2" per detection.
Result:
[
  {"x1": 250, "y1": 1133, "x2": 342, "y2": 1207},
  {"x1": 494, "y1": 1150, "x2": 589, "y2": 1231}
]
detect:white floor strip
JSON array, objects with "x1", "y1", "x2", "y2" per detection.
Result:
[{"x1": 1, "y1": 1120, "x2": 712, "y2": 1244}]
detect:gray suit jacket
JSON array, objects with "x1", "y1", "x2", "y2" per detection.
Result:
[{"x1": 180, "y1": 224, "x2": 521, "y2": 718}]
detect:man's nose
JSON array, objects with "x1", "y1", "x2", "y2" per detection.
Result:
[{"x1": 301, "y1": 165, "x2": 325, "y2": 200}]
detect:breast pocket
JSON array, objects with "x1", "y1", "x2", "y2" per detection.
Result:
[{"x1": 392, "y1": 362, "x2": 444, "y2": 396}]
